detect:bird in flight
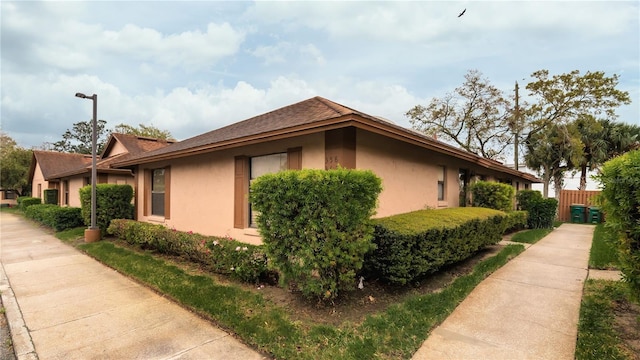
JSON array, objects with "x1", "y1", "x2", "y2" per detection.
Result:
[{"x1": 458, "y1": 8, "x2": 466, "y2": 17}]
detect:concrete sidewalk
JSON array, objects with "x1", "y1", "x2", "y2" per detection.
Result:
[
  {"x1": 413, "y1": 223, "x2": 594, "y2": 360},
  {"x1": 0, "y1": 212, "x2": 265, "y2": 360}
]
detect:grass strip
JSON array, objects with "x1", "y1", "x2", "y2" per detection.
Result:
[
  {"x1": 55, "y1": 227, "x2": 85, "y2": 243},
  {"x1": 588, "y1": 224, "x2": 620, "y2": 270},
  {"x1": 80, "y1": 240, "x2": 524, "y2": 359},
  {"x1": 576, "y1": 280, "x2": 633, "y2": 360},
  {"x1": 510, "y1": 228, "x2": 553, "y2": 244}
]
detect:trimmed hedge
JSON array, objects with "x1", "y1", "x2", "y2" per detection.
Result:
[
  {"x1": 516, "y1": 189, "x2": 542, "y2": 211},
  {"x1": 596, "y1": 149, "x2": 640, "y2": 298},
  {"x1": 80, "y1": 184, "x2": 134, "y2": 235},
  {"x1": 503, "y1": 210, "x2": 528, "y2": 234},
  {"x1": 24, "y1": 204, "x2": 84, "y2": 231},
  {"x1": 365, "y1": 207, "x2": 510, "y2": 285},
  {"x1": 43, "y1": 189, "x2": 58, "y2": 205},
  {"x1": 19, "y1": 197, "x2": 41, "y2": 211},
  {"x1": 470, "y1": 181, "x2": 515, "y2": 212},
  {"x1": 107, "y1": 219, "x2": 272, "y2": 283},
  {"x1": 250, "y1": 168, "x2": 382, "y2": 301},
  {"x1": 525, "y1": 198, "x2": 558, "y2": 229}
]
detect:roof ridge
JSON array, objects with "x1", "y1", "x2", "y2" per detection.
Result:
[{"x1": 314, "y1": 96, "x2": 356, "y2": 116}]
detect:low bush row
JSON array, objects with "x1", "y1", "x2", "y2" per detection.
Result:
[
  {"x1": 364, "y1": 207, "x2": 521, "y2": 285},
  {"x1": 24, "y1": 204, "x2": 84, "y2": 231},
  {"x1": 18, "y1": 197, "x2": 42, "y2": 211},
  {"x1": 516, "y1": 190, "x2": 558, "y2": 229},
  {"x1": 107, "y1": 219, "x2": 273, "y2": 283}
]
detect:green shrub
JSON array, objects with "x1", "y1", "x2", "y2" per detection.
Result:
[
  {"x1": 365, "y1": 207, "x2": 507, "y2": 285},
  {"x1": 19, "y1": 197, "x2": 41, "y2": 210},
  {"x1": 470, "y1": 181, "x2": 515, "y2": 212},
  {"x1": 80, "y1": 184, "x2": 134, "y2": 235},
  {"x1": 24, "y1": 204, "x2": 83, "y2": 231},
  {"x1": 596, "y1": 149, "x2": 640, "y2": 299},
  {"x1": 43, "y1": 189, "x2": 58, "y2": 205},
  {"x1": 502, "y1": 211, "x2": 528, "y2": 233},
  {"x1": 107, "y1": 219, "x2": 271, "y2": 283},
  {"x1": 526, "y1": 198, "x2": 558, "y2": 229},
  {"x1": 516, "y1": 190, "x2": 543, "y2": 211},
  {"x1": 250, "y1": 168, "x2": 382, "y2": 301}
]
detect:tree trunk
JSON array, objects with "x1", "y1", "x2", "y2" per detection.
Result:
[
  {"x1": 542, "y1": 171, "x2": 550, "y2": 198},
  {"x1": 579, "y1": 164, "x2": 588, "y2": 190}
]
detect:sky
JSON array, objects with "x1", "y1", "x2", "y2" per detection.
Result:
[{"x1": 2, "y1": 1, "x2": 639, "y2": 161}]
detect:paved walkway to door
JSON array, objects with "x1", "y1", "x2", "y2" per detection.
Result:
[{"x1": 413, "y1": 223, "x2": 594, "y2": 360}]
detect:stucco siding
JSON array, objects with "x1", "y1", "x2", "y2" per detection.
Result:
[
  {"x1": 31, "y1": 163, "x2": 47, "y2": 199},
  {"x1": 135, "y1": 133, "x2": 324, "y2": 244},
  {"x1": 356, "y1": 130, "x2": 462, "y2": 217},
  {"x1": 67, "y1": 178, "x2": 86, "y2": 207}
]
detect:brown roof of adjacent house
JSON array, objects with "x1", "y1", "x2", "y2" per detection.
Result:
[
  {"x1": 113, "y1": 96, "x2": 540, "y2": 182},
  {"x1": 28, "y1": 151, "x2": 92, "y2": 182},
  {"x1": 29, "y1": 134, "x2": 175, "y2": 181}
]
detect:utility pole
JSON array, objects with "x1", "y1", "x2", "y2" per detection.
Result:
[{"x1": 513, "y1": 81, "x2": 520, "y2": 170}]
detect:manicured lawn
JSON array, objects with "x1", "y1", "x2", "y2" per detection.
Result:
[
  {"x1": 79, "y1": 240, "x2": 525, "y2": 359},
  {"x1": 510, "y1": 228, "x2": 553, "y2": 244},
  {"x1": 588, "y1": 224, "x2": 620, "y2": 270},
  {"x1": 576, "y1": 280, "x2": 637, "y2": 360},
  {"x1": 55, "y1": 227, "x2": 86, "y2": 243}
]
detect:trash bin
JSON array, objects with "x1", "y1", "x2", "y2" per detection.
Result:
[
  {"x1": 570, "y1": 204, "x2": 586, "y2": 223},
  {"x1": 588, "y1": 207, "x2": 601, "y2": 224}
]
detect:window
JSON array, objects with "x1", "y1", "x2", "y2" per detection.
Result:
[
  {"x1": 151, "y1": 169, "x2": 165, "y2": 216},
  {"x1": 234, "y1": 148, "x2": 301, "y2": 229},
  {"x1": 438, "y1": 166, "x2": 446, "y2": 201},
  {"x1": 63, "y1": 180, "x2": 69, "y2": 205},
  {"x1": 37, "y1": 184, "x2": 42, "y2": 198},
  {"x1": 249, "y1": 153, "x2": 287, "y2": 227}
]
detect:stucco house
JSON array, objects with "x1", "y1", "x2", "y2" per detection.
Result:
[
  {"x1": 112, "y1": 97, "x2": 539, "y2": 244},
  {"x1": 29, "y1": 133, "x2": 173, "y2": 207}
]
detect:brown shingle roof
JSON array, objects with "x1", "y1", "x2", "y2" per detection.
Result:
[
  {"x1": 33, "y1": 134, "x2": 175, "y2": 180},
  {"x1": 116, "y1": 96, "x2": 370, "y2": 164},
  {"x1": 112, "y1": 96, "x2": 540, "y2": 183},
  {"x1": 29, "y1": 151, "x2": 92, "y2": 181}
]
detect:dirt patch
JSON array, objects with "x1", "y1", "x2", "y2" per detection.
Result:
[
  {"x1": 613, "y1": 298, "x2": 640, "y2": 359},
  {"x1": 112, "y1": 238, "x2": 506, "y2": 327},
  {"x1": 235, "y1": 244, "x2": 504, "y2": 326}
]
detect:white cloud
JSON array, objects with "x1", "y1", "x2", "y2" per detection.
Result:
[{"x1": 102, "y1": 22, "x2": 245, "y2": 69}]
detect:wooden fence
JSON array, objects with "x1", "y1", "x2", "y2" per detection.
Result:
[{"x1": 557, "y1": 190, "x2": 601, "y2": 222}]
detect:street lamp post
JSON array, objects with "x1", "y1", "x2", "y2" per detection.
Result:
[{"x1": 75, "y1": 92, "x2": 100, "y2": 242}]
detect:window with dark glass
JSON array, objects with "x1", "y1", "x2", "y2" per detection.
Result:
[
  {"x1": 151, "y1": 169, "x2": 165, "y2": 216},
  {"x1": 438, "y1": 166, "x2": 446, "y2": 201},
  {"x1": 63, "y1": 180, "x2": 69, "y2": 205}
]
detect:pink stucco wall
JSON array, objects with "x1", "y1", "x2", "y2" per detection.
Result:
[
  {"x1": 356, "y1": 129, "x2": 462, "y2": 217},
  {"x1": 31, "y1": 163, "x2": 48, "y2": 200},
  {"x1": 133, "y1": 129, "x2": 532, "y2": 245},
  {"x1": 135, "y1": 133, "x2": 325, "y2": 244}
]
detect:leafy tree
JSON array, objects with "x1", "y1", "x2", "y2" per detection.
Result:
[
  {"x1": 0, "y1": 132, "x2": 32, "y2": 195},
  {"x1": 524, "y1": 123, "x2": 582, "y2": 198},
  {"x1": 52, "y1": 119, "x2": 110, "y2": 154},
  {"x1": 573, "y1": 115, "x2": 608, "y2": 190},
  {"x1": 601, "y1": 120, "x2": 640, "y2": 158},
  {"x1": 524, "y1": 70, "x2": 631, "y2": 195},
  {"x1": 406, "y1": 70, "x2": 513, "y2": 160},
  {"x1": 114, "y1": 123, "x2": 174, "y2": 140}
]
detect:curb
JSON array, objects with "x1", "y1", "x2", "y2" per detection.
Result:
[{"x1": 0, "y1": 262, "x2": 38, "y2": 360}]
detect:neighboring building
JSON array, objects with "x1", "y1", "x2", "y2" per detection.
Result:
[
  {"x1": 0, "y1": 189, "x2": 18, "y2": 206},
  {"x1": 28, "y1": 134, "x2": 173, "y2": 207},
  {"x1": 112, "y1": 97, "x2": 539, "y2": 244}
]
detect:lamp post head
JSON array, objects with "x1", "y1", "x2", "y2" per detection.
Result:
[{"x1": 75, "y1": 92, "x2": 96, "y2": 100}]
